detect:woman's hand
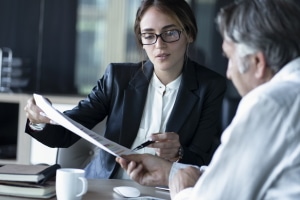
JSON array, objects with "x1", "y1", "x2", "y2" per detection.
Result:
[
  {"x1": 148, "y1": 132, "x2": 181, "y2": 162},
  {"x1": 24, "y1": 97, "x2": 51, "y2": 124}
]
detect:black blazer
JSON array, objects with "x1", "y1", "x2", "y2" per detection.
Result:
[{"x1": 26, "y1": 58, "x2": 226, "y2": 179}]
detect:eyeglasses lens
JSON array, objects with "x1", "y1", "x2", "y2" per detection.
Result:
[{"x1": 141, "y1": 30, "x2": 181, "y2": 45}]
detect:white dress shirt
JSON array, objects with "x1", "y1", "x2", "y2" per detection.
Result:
[
  {"x1": 172, "y1": 58, "x2": 300, "y2": 200},
  {"x1": 115, "y1": 72, "x2": 182, "y2": 179}
]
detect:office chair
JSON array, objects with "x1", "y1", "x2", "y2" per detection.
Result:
[{"x1": 56, "y1": 118, "x2": 106, "y2": 169}]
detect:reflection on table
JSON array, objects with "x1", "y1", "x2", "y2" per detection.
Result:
[{"x1": 0, "y1": 179, "x2": 171, "y2": 200}]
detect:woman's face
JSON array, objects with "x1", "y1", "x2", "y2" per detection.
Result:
[{"x1": 140, "y1": 7, "x2": 190, "y2": 74}]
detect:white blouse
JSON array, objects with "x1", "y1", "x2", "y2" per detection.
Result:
[{"x1": 115, "y1": 72, "x2": 182, "y2": 179}]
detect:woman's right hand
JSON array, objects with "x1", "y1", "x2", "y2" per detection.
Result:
[{"x1": 24, "y1": 97, "x2": 51, "y2": 124}]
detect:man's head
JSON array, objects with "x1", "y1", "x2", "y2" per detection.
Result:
[{"x1": 217, "y1": 0, "x2": 300, "y2": 96}]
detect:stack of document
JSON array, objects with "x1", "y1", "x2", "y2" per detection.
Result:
[{"x1": 0, "y1": 164, "x2": 60, "y2": 198}]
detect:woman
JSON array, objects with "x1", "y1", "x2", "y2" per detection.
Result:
[{"x1": 24, "y1": 0, "x2": 226, "y2": 179}]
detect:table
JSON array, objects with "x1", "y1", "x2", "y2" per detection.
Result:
[{"x1": 0, "y1": 179, "x2": 171, "y2": 200}]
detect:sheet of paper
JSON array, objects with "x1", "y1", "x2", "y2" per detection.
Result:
[{"x1": 33, "y1": 93, "x2": 135, "y2": 157}]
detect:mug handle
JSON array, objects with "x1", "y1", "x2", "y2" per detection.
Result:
[{"x1": 76, "y1": 177, "x2": 88, "y2": 197}]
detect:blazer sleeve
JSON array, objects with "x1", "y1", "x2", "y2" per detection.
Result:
[{"x1": 25, "y1": 63, "x2": 117, "y2": 148}]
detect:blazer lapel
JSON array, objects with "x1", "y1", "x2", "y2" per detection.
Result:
[
  {"x1": 120, "y1": 61, "x2": 154, "y2": 148},
  {"x1": 166, "y1": 59, "x2": 199, "y2": 132}
]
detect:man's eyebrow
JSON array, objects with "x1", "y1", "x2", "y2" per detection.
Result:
[{"x1": 141, "y1": 24, "x2": 178, "y2": 32}]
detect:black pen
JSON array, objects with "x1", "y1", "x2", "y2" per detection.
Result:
[{"x1": 132, "y1": 140, "x2": 155, "y2": 151}]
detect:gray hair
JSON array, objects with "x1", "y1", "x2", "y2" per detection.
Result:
[
  {"x1": 216, "y1": 0, "x2": 300, "y2": 74},
  {"x1": 235, "y1": 39, "x2": 257, "y2": 73}
]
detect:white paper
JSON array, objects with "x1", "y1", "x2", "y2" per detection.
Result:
[{"x1": 33, "y1": 93, "x2": 135, "y2": 157}]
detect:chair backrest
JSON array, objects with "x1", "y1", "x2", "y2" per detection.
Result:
[{"x1": 56, "y1": 118, "x2": 106, "y2": 169}]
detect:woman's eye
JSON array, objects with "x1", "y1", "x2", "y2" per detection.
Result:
[
  {"x1": 142, "y1": 34, "x2": 155, "y2": 40},
  {"x1": 166, "y1": 30, "x2": 176, "y2": 36}
]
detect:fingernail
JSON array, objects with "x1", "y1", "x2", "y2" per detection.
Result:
[
  {"x1": 40, "y1": 112, "x2": 47, "y2": 117},
  {"x1": 50, "y1": 120, "x2": 58, "y2": 125}
]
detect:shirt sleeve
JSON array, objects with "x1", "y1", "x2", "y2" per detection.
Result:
[
  {"x1": 173, "y1": 188, "x2": 194, "y2": 200},
  {"x1": 169, "y1": 162, "x2": 201, "y2": 184},
  {"x1": 28, "y1": 122, "x2": 46, "y2": 131},
  {"x1": 171, "y1": 164, "x2": 206, "y2": 200}
]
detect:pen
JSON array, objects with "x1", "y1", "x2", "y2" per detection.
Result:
[{"x1": 132, "y1": 140, "x2": 155, "y2": 151}]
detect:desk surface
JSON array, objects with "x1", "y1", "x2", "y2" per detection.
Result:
[{"x1": 0, "y1": 179, "x2": 171, "y2": 200}]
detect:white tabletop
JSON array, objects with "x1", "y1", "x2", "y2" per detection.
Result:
[{"x1": 0, "y1": 179, "x2": 171, "y2": 200}]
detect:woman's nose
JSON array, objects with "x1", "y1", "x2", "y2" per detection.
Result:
[{"x1": 155, "y1": 36, "x2": 166, "y2": 48}]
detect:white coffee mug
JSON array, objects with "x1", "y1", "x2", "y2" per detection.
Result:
[{"x1": 56, "y1": 168, "x2": 88, "y2": 200}]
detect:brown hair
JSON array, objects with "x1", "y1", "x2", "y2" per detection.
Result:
[{"x1": 134, "y1": 0, "x2": 198, "y2": 48}]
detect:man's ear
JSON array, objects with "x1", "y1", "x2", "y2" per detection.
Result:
[{"x1": 254, "y1": 52, "x2": 267, "y2": 79}]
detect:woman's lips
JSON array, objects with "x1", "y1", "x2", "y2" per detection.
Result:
[{"x1": 156, "y1": 53, "x2": 170, "y2": 60}]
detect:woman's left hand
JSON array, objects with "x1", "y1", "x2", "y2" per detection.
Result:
[{"x1": 148, "y1": 132, "x2": 181, "y2": 162}]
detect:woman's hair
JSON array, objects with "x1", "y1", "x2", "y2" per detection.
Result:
[
  {"x1": 216, "y1": 0, "x2": 300, "y2": 73},
  {"x1": 134, "y1": 0, "x2": 198, "y2": 48}
]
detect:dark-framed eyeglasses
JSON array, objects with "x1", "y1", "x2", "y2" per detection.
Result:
[{"x1": 140, "y1": 29, "x2": 183, "y2": 45}]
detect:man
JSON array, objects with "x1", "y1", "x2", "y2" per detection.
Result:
[{"x1": 116, "y1": 0, "x2": 300, "y2": 199}]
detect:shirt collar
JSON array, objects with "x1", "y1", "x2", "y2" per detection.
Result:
[
  {"x1": 272, "y1": 57, "x2": 300, "y2": 83},
  {"x1": 151, "y1": 72, "x2": 182, "y2": 90}
]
